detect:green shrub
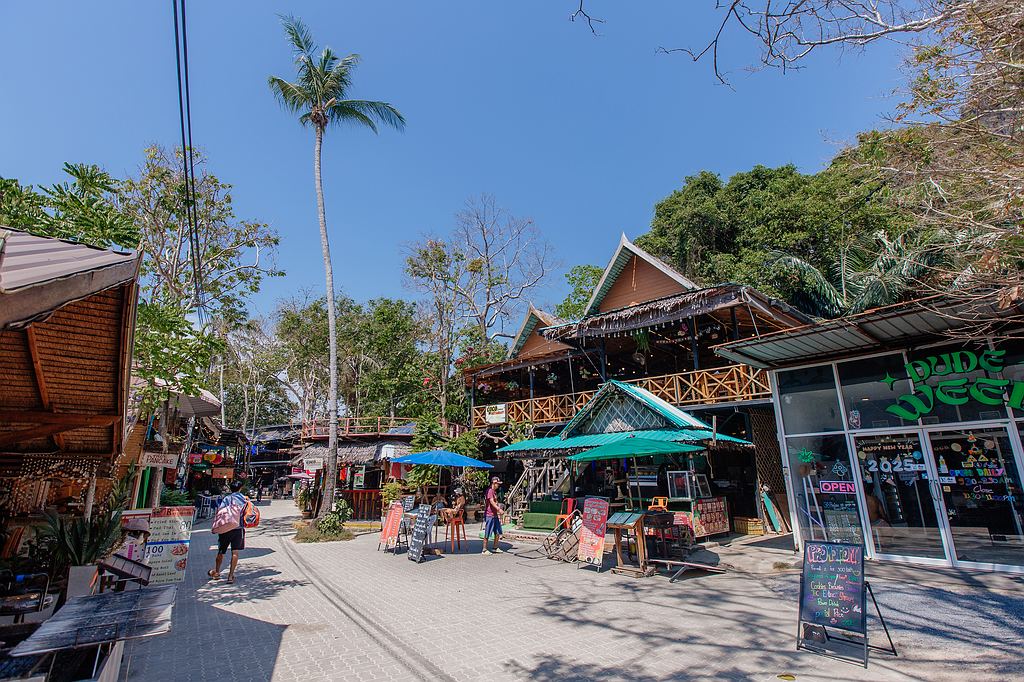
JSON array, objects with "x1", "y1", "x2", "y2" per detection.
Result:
[
  {"x1": 381, "y1": 481, "x2": 404, "y2": 508},
  {"x1": 293, "y1": 520, "x2": 353, "y2": 543},
  {"x1": 316, "y1": 499, "x2": 352, "y2": 535},
  {"x1": 160, "y1": 489, "x2": 192, "y2": 507}
]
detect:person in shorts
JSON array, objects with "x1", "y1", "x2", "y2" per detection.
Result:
[
  {"x1": 482, "y1": 476, "x2": 505, "y2": 555},
  {"x1": 209, "y1": 481, "x2": 248, "y2": 584}
]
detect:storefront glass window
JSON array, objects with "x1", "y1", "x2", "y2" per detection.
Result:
[
  {"x1": 837, "y1": 355, "x2": 913, "y2": 430},
  {"x1": 785, "y1": 435, "x2": 864, "y2": 546},
  {"x1": 903, "y1": 343, "x2": 1007, "y2": 424},
  {"x1": 853, "y1": 433, "x2": 945, "y2": 559},
  {"x1": 1000, "y1": 340, "x2": 1024, "y2": 418},
  {"x1": 777, "y1": 366, "x2": 843, "y2": 434},
  {"x1": 928, "y1": 427, "x2": 1024, "y2": 567}
]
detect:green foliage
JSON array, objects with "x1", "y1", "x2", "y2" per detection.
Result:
[
  {"x1": 269, "y1": 16, "x2": 405, "y2": 135},
  {"x1": 555, "y1": 264, "x2": 604, "y2": 320},
  {"x1": 41, "y1": 470, "x2": 135, "y2": 578},
  {"x1": 133, "y1": 302, "x2": 224, "y2": 415},
  {"x1": 315, "y1": 499, "x2": 352, "y2": 535},
  {"x1": 446, "y1": 429, "x2": 481, "y2": 458},
  {"x1": 295, "y1": 486, "x2": 313, "y2": 512},
  {"x1": 293, "y1": 520, "x2": 353, "y2": 543},
  {"x1": 634, "y1": 164, "x2": 909, "y2": 313},
  {"x1": 0, "y1": 163, "x2": 138, "y2": 249},
  {"x1": 159, "y1": 489, "x2": 192, "y2": 507},
  {"x1": 404, "y1": 465, "x2": 441, "y2": 490},
  {"x1": 381, "y1": 481, "x2": 404, "y2": 507}
]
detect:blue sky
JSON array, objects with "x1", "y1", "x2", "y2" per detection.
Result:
[{"x1": 0, "y1": 2, "x2": 905, "y2": 327}]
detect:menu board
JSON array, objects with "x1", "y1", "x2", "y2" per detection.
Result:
[
  {"x1": 798, "y1": 541, "x2": 866, "y2": 634},
  {"x1": 145, "y1": 507, "x2": 194, "y2": 584},
  {"x1": 407, "y1": 504, "x2": 436, "y2": 563},
  {"x1": 379, "y1": 502, "x2": 404, "y2": 550},
  {"x1": 672, "y1": 497, "x2": 730, "y2": 537},
  {"x1": 576, "y1": 497, "x2": 610, "y2": 566}
]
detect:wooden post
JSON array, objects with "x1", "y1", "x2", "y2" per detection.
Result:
[
  {"x1": 83, "y1": 470, "x2": 97, "y2": 520},
  {"x1": 689, "y1": 318, "x2": 700, "y2": 370}
]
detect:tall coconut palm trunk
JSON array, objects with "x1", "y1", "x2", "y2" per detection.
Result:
[{"x1": 314, "y1": 124, "x2": 339, "y2": 516}]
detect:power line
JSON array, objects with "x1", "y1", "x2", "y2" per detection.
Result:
[{"x1": 172, "y1": 0, "x2": 205, "y2": 323}]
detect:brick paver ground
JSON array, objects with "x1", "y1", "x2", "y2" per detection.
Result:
[{"x1": 124, "y1": 500, "x2": 1023, "y2": 681}]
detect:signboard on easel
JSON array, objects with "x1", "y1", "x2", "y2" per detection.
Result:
[
  {"x1": 576, "y1": 496, "x2": 609, "y2": 569},
  {"x1": 379, "y1": 501, "x2": 403, "y2": 552},
  {"x1": 797, "y1": 541, "x2": 896, "y2": 667}
]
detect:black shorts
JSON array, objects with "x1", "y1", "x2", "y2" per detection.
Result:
[{"x1": 217, "y1": 527, "x2": 245, "y2": 553}]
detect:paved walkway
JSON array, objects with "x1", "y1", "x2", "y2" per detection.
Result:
[{"x1": 124, "y1": 501, "x2": 1024, "y2": 681}]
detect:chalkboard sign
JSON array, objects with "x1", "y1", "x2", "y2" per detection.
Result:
[
  {"x1": 798, "y1": 541, "x2": 866, "y2": 634},
  {"x1": 407, "y1": 504, "x2": 436, "y2": 563}
]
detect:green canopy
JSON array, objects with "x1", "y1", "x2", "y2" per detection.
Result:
[{"x1": 566, "y1": 437, "x2": 703, "y2": 463}]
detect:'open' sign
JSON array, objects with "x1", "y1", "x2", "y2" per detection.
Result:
[{"x1": 820, "y1": 480, "x2": 857, "y2": 494}]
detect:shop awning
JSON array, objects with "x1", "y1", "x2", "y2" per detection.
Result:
[
  {"x1": 391, "y1": 450, "x2": 493, "y2": 468},
  {"x1": 566, "y1": 437, "x2": 702, "y2": 462},
  {"x1": 713, "y1": 290, "x2": 1024, "y2": 370},
  {"x1": 498, "y1": 428, "x2": 741, "y2": 455}
]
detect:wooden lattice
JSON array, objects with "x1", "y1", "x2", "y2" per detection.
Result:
[{"x1": 749, "y1": 406, "x2": 790, "y2": 524}]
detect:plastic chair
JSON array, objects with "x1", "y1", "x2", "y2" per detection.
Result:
[
  {"x1": 445, "y1": 510, "x2": 467, "y2": 552},
  {"x1": 648, "y1": 497, "x2": 669, "y2": 512},
  {"x1": 554, "y1": 498, "x2": 576, "y2": 531}
]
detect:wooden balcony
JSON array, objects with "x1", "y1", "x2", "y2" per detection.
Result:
[
  {"x1": 471, "y1": 364, "x2": 771, "y2": 429},
  {"x1": 301, "y1": 416, "x2": 464, "y2": 440}
]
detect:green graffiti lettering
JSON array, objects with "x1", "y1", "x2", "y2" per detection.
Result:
[
  {"x1": 904, "y1": 360, "x2": 931, "y2": 385},
  {"x1": 1008, "y1": 381, "x2": 1024, "y2": 410},
  {"x1": 979, "y1": 349, "x2": 1006, "y2": 373},
  {"x1": 970, "y1": 378, "x2": 1009, "y2": 406},
  {"x1": 950, "y1": 351, "x2": 978, "y2": 374},
  {"x1": 886, "y1": 385, "x2": 936, "y2": 420},
  {"x1": 935, "y1": 378, "x2": 969, "y2": 406}
]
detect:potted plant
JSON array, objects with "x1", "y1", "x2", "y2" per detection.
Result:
[
  {"x1": 295, "y1": 487, "x2": 313, "y2": 518},
  {"x1": 42, "y1": 469, "x2": 134, "y2": 600},
  {"x1": 381, "y1": 481, "x2": 403, "y2": 518}
]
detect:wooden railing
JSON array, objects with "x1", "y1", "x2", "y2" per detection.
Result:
[
  {"x1": 505, "y1": 458, "x2": 571, "y2": 523},
  {"x1": 472, "y1": 364, "x2": 771, "y2": 429},
  {"x1": 337, "y1": 489, "x2": 382, "y2": 520},
  {"x1": 302, "y1": 417, "x2": 465, "y2": 440}
]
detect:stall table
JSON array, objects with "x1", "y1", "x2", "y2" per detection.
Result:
[{"x1": 606, "y1": 512, "x2": 656, "y2": 578}]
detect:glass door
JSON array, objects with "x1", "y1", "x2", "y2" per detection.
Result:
[
  {"x1": 925, "y1": 427, "x2": 1024, "y2": 569},
  {"x1": 853, "y1": 432, "x2": 948, "y2": 561}
]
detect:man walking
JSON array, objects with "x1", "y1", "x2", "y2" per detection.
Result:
[
  {"x1": 209, "y1": 480, "x2": 248, "y2": 584},
  {"x1": 482, "y1": 476, "x2": 505, "y2": 555}
]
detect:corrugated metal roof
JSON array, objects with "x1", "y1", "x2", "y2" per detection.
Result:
[
  {"x1": 714, "y1": 292, "x2": 1024, "y2": 369},
  {"x1": 497, "y1": 428, "x2": 745, "y2": 454},
  {"x1": 0, "y1": 228, "x2": 136, "y2": 292},
  {"x1": 560, "y1": 380, "x2": 714, "y2": 436},
  {"x1": 0, "y1": 227, "x2": 140, "y2": 329}
]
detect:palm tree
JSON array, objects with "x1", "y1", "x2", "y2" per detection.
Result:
[
  {"x1": 269, "y1": 16, "x2": 405, "y2": 516},
  {"x1": 770, "y1": 229, "x2": 953, "y2": 317}
]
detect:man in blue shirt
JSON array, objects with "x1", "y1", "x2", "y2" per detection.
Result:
[{"x1": 208, "y1": 481, "x2": 248, "y2": 584}]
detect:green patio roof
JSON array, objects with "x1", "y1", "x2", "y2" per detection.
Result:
[{"x1": 497, "y1": 428, "x2": 746, "y2": 454}]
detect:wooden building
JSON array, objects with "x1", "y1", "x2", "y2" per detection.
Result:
[
  {"x1": 0, "y1": 228, "x2": 140, "y2": 533},
  {"x1": 465, "y1": 234, "x2": 811, "y2": 528}
]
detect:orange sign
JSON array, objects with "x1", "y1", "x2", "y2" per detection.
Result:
[
  {"x1": 576, "y1": 497, "x2": 609, "y2": 566},
  {"x1": 379, "y1": 502, "x2": 404, "y2": 551}
]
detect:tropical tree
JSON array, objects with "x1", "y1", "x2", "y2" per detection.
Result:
[
  {"x1": 770, "y1": 230, "x2": 954, "y2": 318},
  {"x1": 268, "y1": 15, "x2": 405, "y2": 516},
  {"x1": 555, "y1": 264, "x2": 603, "y2": 320}
]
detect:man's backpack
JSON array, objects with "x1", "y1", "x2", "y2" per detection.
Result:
[{"x1": 242, "y1": 500, "x2": 261, "y2": 529}]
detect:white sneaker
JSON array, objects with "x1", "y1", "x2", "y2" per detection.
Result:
[
  {"x1": 481, "y1": 549, "x2": 493, "y2": 555},
  {"x1": 492, "y1": 547, "x2": 505, "y2": 554}
]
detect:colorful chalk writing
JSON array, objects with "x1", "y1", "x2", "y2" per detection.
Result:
[{"x1": 799, "y1": 541, "x2": 866, "y2": 634}]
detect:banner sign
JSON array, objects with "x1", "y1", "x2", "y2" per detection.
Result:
[
  {"x1": 484, "y1": 404, "x2": 507, "y2": 425},
  {"x1": 141, "y1": 450, "x2": 179, "y2": 468},
  {"x1": 673, "y1": 497, "x2": 730, "y2": 537},
  {"x1": 577, "y1": 496, "x2": 610, "y2": 566},
  {"x1": 379, "y1": 502, "x2": 404, "y2": 551},
  {"x1": 304, "y1": 457, "x2": 324, "y2": 472},
  {"x1": 211, "y1": 467, "x2": 234, "y2": 479},
  {"x1": 146, "y1": 507, "x2": 195, "y2": 584}
]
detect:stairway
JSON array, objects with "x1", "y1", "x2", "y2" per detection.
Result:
[{"x1": 505, "y1": 458, "x2": 571, "y2": 524}]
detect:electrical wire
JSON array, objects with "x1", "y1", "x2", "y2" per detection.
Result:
[{"x1": 172, "y1": 0, "x2": 205, "y2": 324}]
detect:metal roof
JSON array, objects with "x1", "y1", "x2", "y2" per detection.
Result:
[
  {"x1": 563, "y1": 380, "x2": 714, "y2": 434},
  {"x1": 0, "y1": 227, "x2": 140, "y2": 329},
  {"x1": 714, "y1": 292, "x2": 1024, "y2": 369},
  {"x1": 497, "y1": 429, "x2": 713, "y2": 454},
  {"x1": 507, "y1": 305, "x2": 565, "y2": 359}
]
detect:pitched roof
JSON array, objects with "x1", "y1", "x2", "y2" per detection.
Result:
[
  {"x1": 496, "y1": 380, "x2": 748, "y2": 457},
  {"x1": 0, "y1": 227, "x2": 140, "y2": 329},
  {"x1": 583, "y1": 234, "x2": 699, "y2": 318},
  {"x1": 507, "y1": 305, "x2": 565, "y2": 359}
]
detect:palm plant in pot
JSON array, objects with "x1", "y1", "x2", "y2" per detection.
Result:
[{"x1": 42, "y1": 469, "x2": 134, "y2": 600}]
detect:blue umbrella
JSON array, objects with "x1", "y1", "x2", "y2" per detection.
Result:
[{"x1": 391, "y1": 450, "x2": 493, "y2": 468}]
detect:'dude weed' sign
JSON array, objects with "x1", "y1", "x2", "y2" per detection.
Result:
[{"x1": 798, "y1": 541, "x2": 866, "y2": 634}]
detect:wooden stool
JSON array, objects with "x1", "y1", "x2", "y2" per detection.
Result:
[{"x1": 445, "y1": 511, "x2": 467, "y2": 552}]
